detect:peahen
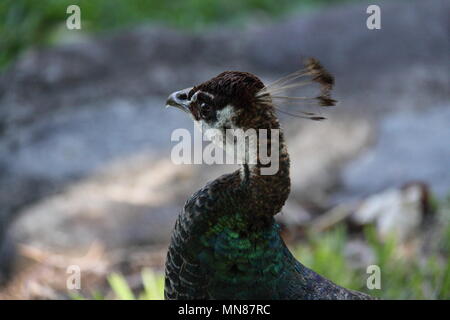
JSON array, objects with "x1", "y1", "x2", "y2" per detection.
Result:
[{"x1": 164, "y1": 59, "x2": 373, "y2": 300}]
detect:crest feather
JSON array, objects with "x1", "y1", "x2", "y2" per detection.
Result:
[{"x1": 255, "y1": 58, "x2": 337, "y2": 120}]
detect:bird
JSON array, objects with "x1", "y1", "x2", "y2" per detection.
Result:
[{"x1": 164, "y1": 59, "x2": 373, "y2": 300}]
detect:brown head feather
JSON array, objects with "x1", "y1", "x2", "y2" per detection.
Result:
[
  {"x1": 305, "y1": 58, "x2": 335, "y2": 92},
  {"x1": 189, "y1": 71, "x2": 264, "y2": 110},
  {"x1": 316, "y1": 95, "x2": 337, "y2": 107}
]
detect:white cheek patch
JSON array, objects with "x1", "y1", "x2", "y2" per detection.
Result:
[
  {"x1": 194, "y1": 104, "x2": 236, "y2": 153},
  {"x1": 195, "y1": 105, "x2": 257, "y2": 166},
  {"x1": 215, "y1": 105, "x2": 235, "y2": 130},
  {"x1": 195, "y1": 104, "x2": 236, "y2": 135}
]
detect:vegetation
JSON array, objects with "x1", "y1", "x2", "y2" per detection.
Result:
[
  {"x1": 294, "y1": 225, "x2": 449, "y2": 299},
  {"x1": 0, "y1": 0, "x2": 355, "y2": 68}
]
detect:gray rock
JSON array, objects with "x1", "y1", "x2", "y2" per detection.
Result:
[{"x1": 341, "y1": 106, "x2": 450, "y2": 199}]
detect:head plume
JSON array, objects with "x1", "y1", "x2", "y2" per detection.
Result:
[{"x1": 255, "y1": 58, "x2": 337, "y2": 120}]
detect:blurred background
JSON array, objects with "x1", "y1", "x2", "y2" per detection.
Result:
[{"x1": 0, "y1": 0, "x2": 449, "y2": 299}]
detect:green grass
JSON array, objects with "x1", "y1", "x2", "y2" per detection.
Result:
[
  {"x1": 0, "y1": 0, "x2": 354, "y2": 69},
  {"x1": 294, "y1": 195, "x2": 450, "y2": 299},
  {"x1": 107, "y1": 269, "x2": 165, "y2": 300},
  {"x1": 294, "y1": 225, "x2": 449, "y2": 299},
  {"x1": 71, "y1": 268, "x2": 165, "y2": 300}
]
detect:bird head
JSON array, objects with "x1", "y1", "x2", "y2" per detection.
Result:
[
  {"x1": 166, "y1": 59, "x2": 336, "y2": 144},
  {"x1": 166, "y1": 71, "x2": 269, "y2": 134}
]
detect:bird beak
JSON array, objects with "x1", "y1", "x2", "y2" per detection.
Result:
[{"x1": 165, "y1": 87, "x2": 193, "y2": 113}]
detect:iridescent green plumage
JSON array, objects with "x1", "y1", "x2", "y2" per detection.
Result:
[{"x1": 164, "y1": 168, "x2": 372, "y2": 300}]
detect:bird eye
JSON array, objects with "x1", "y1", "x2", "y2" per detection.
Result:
[{"x1": 200, "y1": 103, "x2": 212, "y2": 119}]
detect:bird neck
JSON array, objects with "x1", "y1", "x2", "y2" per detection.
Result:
[{"x1": 237, "y1": 125, "x2": 291, "y2": 221}]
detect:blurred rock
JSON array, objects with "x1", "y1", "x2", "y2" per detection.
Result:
[
  {"x1": 10, "y1": 158, "x2": 194, "y2": 251},
  {"x1": 276, "y1": 200, "x2": 312, "y2": 231},
  {"x1": 0, "y1": 243, "x2": 111, "y2": 299},
  {"x1": 344, "y1": 240, "x2": 376, "y2": 269},
  {"x1": 351, "y1": 183, "x2": 430, "y2": 242},
  {"x1": 309, "y1": 202, "x2": 357, "y2": 233},
  {"x1": 287, "y1": 117, "x2": 373, "y2": 207},
  {"x1": 0, "y1": 228, "x2": 15, "y2": 286},
  {"x1": 340, "y1": 107, "x2": 450, "y2": 199},
  {"x1": 244, "y1": 0, "x2": 449, "y2": 115}
]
